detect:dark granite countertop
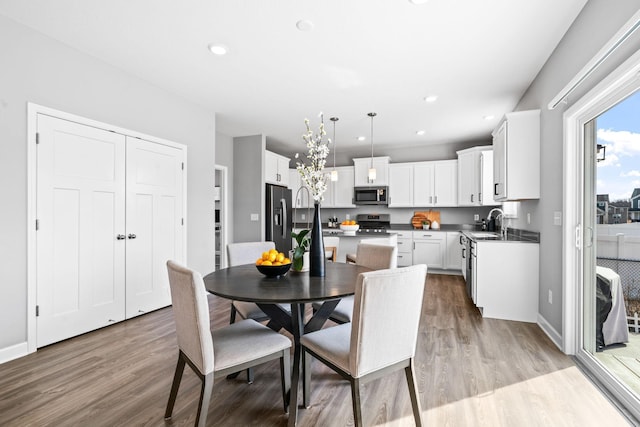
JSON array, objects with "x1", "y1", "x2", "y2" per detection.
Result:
[{"x1": 461, "y1": 228, "x2": 540, "y2": 243}]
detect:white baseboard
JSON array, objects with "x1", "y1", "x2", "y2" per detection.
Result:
[
  {"x1": 537, "y1": 313, "x2": 563, "y2": 351},
  {"x1": 0, "y1": 342, "x2": 30, "y2": 365}
]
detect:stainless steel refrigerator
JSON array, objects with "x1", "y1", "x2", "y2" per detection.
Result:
[{"x1": 265, "y1": 184, "x2": 292, "y2": 254}]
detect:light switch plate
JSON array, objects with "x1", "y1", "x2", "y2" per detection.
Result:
[
  {"x1": 250, "y1": 213, "x2": 259, "y2": 221},
  {"x1": 553, "y1": 211, "x2": 562, "y2": 226}
]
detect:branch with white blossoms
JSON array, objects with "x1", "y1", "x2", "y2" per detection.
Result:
[{"x1": 295, "y1": 113, "x2": 332, "y2": 203}]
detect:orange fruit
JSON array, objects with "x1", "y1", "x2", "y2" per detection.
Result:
[
  {"x1": 273, "y1": 261, "x2": 282, "y2": 266},
  {"x1": 276, "y1": 252, "x2": 285, "y2": 263},
  {"x1": 262, "y1": 251, "x2": 270, "y2": 261},
  {"x1": 268, "y1": 252, "x2": 277, "y2": 262},
  {"x1": 262, "y1": 260, "x2": 272, "y2": 266},
  {"x1": 283, "y1": 258, "x2": 291, "y2": 264},
  {"x1": 256, "y1": 258, "x2": 263, "y2": 265}
]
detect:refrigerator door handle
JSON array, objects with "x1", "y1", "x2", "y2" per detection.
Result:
[{"x1": 280, "y1": 198, "x2": 287, "y2": 239}]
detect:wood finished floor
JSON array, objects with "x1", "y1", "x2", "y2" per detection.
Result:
[{"x1": 0, "y1": 274, "x2": 631, "y2": 426}]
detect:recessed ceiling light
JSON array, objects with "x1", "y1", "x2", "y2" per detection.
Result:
[
  {"x1": 416, "y1": 130, "x2": 426, "y2": 136},
  {"x1": 409, "y1": 0, "x2": 429, "y2": 4},
  {"x1": 296, "y1": 20, "x2": 314, "y2": 31},
  {"x1": 483, "y1": 115, "x2": 495, "y2": 120},
  {"x1": 424, "y1": 95, "x2": 438, "y2": 103},
  {"x1": 208, "y1": 44, "x2": 228, "y2": 55},
  {"x1": 357, "y1": 136, "x2": 366, "y2": 142}
]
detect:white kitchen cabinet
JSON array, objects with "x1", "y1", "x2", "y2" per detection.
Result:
[
  {"x1": 388, "y1": 163, "x2": 414, "y2": 207},
  {"x1": 289, "y1": 169, "x2": 311, "y2": 208},
  {"x1": 457, "y1": 146, "x2": 499, "y2": 207},
  {"x1": 391, "y1": 230, "x2": 413, "y2": 267},
  {"x1": 413, "y1": 160, "x2": 458, "y2": 207},
  {"x1": 413, "y1": 231, "x2": 446, "y2": 269},
  {"x1": 353, "y1": 156, "x2": 390, "y2": 186},
  {"x1": 474, "y1": 241, "x2": 539, "y2": 322},
  {"x1": 445, "y1": 232, "x2": 463, "y2": 270},
  {"x1": 492, "y1": 110, "x2": 540, "y2": 201},
  {"x1": 324, "y1": 166, "x2": 356, "y2": 208},
  {"x1": 265, "y1": 150, "x2": 290, "y2": 186}
]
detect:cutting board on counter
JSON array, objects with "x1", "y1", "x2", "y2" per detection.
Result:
[{"x1": 411, "y1": 211, "x2": 440, "y2": 229}]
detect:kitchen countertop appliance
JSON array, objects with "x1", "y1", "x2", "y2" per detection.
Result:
[{"x1": 356, "y1": 213, "x2": 391, "y2": 233}]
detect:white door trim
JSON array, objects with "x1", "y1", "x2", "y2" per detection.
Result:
[
  {"x1": 215, "y1": 164, "x2": 229, "y2": 269},
  {"x1": 27, "y1": 103, "x2": 187, "y2": 353},
  {"x1": 562, "y1": 49, "x2": 640, "y2": 419}
]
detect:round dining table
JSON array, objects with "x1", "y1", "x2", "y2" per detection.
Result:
[{"x1": 203, "y1": 261, "x2": 371, "y2": 427}]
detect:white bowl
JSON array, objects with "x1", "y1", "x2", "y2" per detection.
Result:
[{"x1": 340, "y1": 224, "x2": 359, "y2": 235}]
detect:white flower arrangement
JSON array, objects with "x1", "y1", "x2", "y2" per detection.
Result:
[{"x1": 295, "y1": 114, "x2": 331, "y2": 203}]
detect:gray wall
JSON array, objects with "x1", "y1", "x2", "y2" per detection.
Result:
[
  {"x1": 513, "y1": 0, "x2": 640, "y2": 333},
  {"x1": 233, "y1": 135, "x2": 265, "y2": 243},
  {"x1": 0, "y1": 16, "x2": 216, "y2": 352}
]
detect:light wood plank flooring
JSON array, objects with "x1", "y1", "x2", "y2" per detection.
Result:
[{"x1": 0, "y1": 274, "x2": 632, "y2": 426}]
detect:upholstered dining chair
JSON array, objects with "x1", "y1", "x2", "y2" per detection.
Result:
[
  {"x1": 316, "y1": 243, "x2": 398, "y2": 324},
  {"x1": 227, "y1": 241, "x2": 276, "y2": 323},
  {"x1": 165, "y1": 260, "x2": 292, "y2": 427},
  {"x1": 301, "y1": 264, "x2": 427, "y2": 427},
  {"x1": 345, "y1": 235, "x2": 397, "y2": 264}
]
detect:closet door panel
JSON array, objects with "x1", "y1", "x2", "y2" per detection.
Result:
[
  {"x1": 36, "y1": 114, "x2": 126, "y2": 347},
  {"x1": 125, "y1": 137, "x2": 184, "y2": 318}
]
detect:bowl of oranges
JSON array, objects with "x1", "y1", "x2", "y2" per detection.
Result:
[
  {"x1": 339, "y1": 220, "x2": 359, "y2": 235},
  {"x1": 255, "y1": 248, "x2": 292, "y2": 277}
]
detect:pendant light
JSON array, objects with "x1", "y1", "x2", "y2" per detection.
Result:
[
  {"x1": 367, "y1": 112, "x2": 377, "y2": 182},
  {"x1": 330, "y1": 117, "x2": 339, "y2": 181}
]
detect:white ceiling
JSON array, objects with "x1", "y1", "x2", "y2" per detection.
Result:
[{"x1": 0, "y1": 0, "x2": 587, "y2": 158}]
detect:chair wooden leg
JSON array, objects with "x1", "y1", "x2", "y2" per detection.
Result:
[
  {"x1": 164, "y1": 353, "x2": 186, "y2": 419},
  {"x1": 195, "y1": 372, "x2": 214, "y2": 427},
  {"x1": 350, "y1": 378, "x2": 363, "y2": 427},
  {"x1": 280, "y1": 350, "x2": 291, "y2": 413},
  {"x1": 303, "y1": 348, "x2": 311, "y2": 408},
  {"x1": 405, "y1": 360, "x2": 423, "y2": 427}
]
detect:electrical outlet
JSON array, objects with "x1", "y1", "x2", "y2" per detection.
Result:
[
  {"x1": 553, "y1": 211, "x2": 562, "y2": 226},
  {"x1": 250, "y1": 213, "x2": 259, "y2": 221},
  {"x1": 474, "y1": 214, "x2": 480, "y2": 221},
  {"x1": 301, "y1": 213, "x2": 305, "y2": 220},
  {"x1": 548, "y1": 290, "x2": 553, "y2": 304}
]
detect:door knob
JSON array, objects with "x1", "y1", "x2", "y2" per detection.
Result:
[
  {"x1": 128, "y1": 234, "x2": 137, "y2": 239},
  {"x1": 116, "y1": 234, "x2": 126, "y2": 240}
]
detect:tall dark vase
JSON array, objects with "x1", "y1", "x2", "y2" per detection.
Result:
[{"x1": 309, "y1": 202, "x2": 326, "y2": 277}]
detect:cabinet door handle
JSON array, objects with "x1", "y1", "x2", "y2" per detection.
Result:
[
  {"x1": 429, "y1": 196, "x2": 433, "y2": 204},
  {"x1": 470, "y1": 194, "x2": 474, "y2": 203},
  {"x1": 479, "y1": 192, "x2": 482, "y2": 203},
  {"x1": 116, "y1": 234, "x2": 126, "y2": 240},
  {"x1": 494, "y1": 183, "x2": 499, "y2": 196},
  {"x1": 128, "y1": 234, "x2": 137, "y2": 239},
  {"x1": 434, "y1": 196, "x2": 438, "y2": 204}
]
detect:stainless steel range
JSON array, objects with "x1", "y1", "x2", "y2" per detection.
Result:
[{"x1": 356, "y1": 213, "x2": 391, "y2": 233}]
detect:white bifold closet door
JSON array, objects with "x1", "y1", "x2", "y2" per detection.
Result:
[
  {"x1": 36, "y1": 114, "x2": 184, "y2": 347},
  {"x1": 36, "y1": 115, "x2": 127, "y2": 347},
  {"x1": 125, "y1": 136, "x2": 183, "y2": 318}
]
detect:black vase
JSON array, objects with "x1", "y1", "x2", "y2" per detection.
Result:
[{"x1": 309, "y1": 202, "x2": 325, "y2": 277}]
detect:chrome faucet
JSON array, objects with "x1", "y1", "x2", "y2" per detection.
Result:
[{"x1": 487, "y1": 208, "x2": 507, "y2": 238}]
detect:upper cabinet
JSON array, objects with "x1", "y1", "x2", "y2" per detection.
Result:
[
  {"x1": 289, "y1": 168, "x2": 311, "y2": 208},
  {"x1": 388, "y1": 163, "x2": 414, "y2": 207},
  {"x1": 353, "y1": 156, "x2": 390, "y2": 186},
  {"x1": 492, "y1": 110, "x2": 540, "y2": 201},
  {"x1": 265, "y1": 150, "x2": 290, "y2": 187},
  {"x1": 324, "y1": 166, "x2": 356, "y2": 208},
  {"x1": 457, "y1": 146, "x2": 499, "y2": 206},
  {"x1": 413, "y1": 160, "x2": 458, "y2": 207}
]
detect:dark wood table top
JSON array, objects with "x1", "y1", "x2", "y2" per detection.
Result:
[{"x1": 203, "y1": 262, "x2": 370, "y2": 303}]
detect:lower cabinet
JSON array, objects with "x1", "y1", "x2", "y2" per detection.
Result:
[
  {"x1": 413, "y1": 231, "x2": 446, "y2": 269},
  {"x1": 445, "y1": 232, "x2": 463, "y2": 270},
  {"x1": 392, "y1": 230, "x2": 413, "y2": 266}
]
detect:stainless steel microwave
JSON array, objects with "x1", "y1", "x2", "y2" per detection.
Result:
[{"x1": 353, "y1": 186, "x2": 388, "y2": 205}]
